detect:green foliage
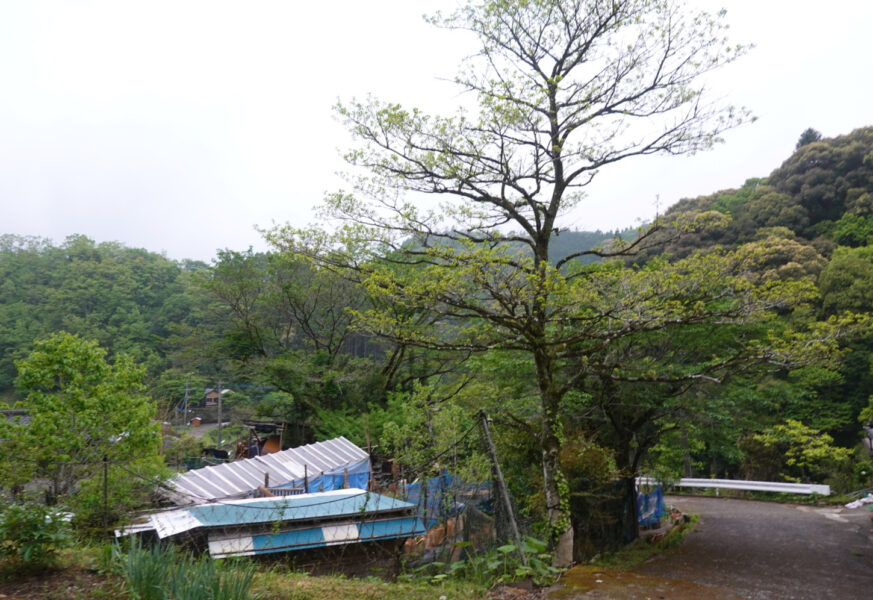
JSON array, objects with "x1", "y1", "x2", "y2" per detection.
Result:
[
  {"x1": 710, "y1": 178, "x2": 762, "y2": 216},
  {"x1": 769, "y1": 127, "x2": 873, "y2": 237},
  {"x1": 7, "y1": 332, "x2": 163, "y2": 526},
  {"x1": 0, "y1": 412, "x2": 35, "y2": 494},
  {"x1": 255, "y1": 391, "x2": 296, "y2": 420},
  {"x1": 796, "y1": 128, "x2": 823, "y2": 150},
  {"x1": 819, "y1": 246, "x2": 873, "y2": 315},
  {"x1": 0, "y1": 502, "x2": 73, "y2": 568},
  {"x1": 253, "y1": 568, "x2": 486, "y2": 600},
  {"x1": 73, "y1": 459, "x2": 169, "y2": 530},
  {"x1": 114, "y1": 539, "x2": 172, "y2": 600},
  {"x1": 113, "y1": 539, "x2": 257, "y2": 600},
  {"x1": 379, "y1": 380, "x2": 489, "y2": 483},
  {"x1": 185, "y1": 248, "x2": 409, "y2": 441},
  {"x1": 593, "y1": 513, "x2": 700, "y2": 570},
  {"x1": 413, "y1": 536, "x2": 559, "y2": 587},
  {"x1": 645, "y1": 428, "x2": 704, "y2": 482},
  {"x1": 3, "y1": 1, "x2": 870, "y2": 569},
  {"x1": 831, "y1": 214, "x2": 873, "y2": 247},
  {"x1": 270, "y1": 1, "x2": 751, "y2": 565},
  {"x1": 858, "y1": 396, "x2": 873, "y2": 426},
  {"x1": 0, "y1": 235, "x2": 193, "y2": 397},
  {"x1": 751, "y1": 419, "x2": 852, "y2": 482},
  {"x1": 651, "y1": 127, "x2": 873, "y2": 257},
  {"x1": 164, "y1": 432, "x2": 205, "y2": 468}
]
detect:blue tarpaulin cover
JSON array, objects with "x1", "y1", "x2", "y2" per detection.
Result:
[
  {"x1": 405, "y1": 472, "x2": 454, "y2": 529},
  {"x1": 637, "y1": 486, "x2": 667, "y2": 527},
  {"x1": 405, "y1": 471, "x2": 490, "y2": 529},
  {"x1": 274, "y1": 455, "x2": 371, "y2": 493}
]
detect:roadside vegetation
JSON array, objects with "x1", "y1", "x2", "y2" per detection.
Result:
[{"x1": 0, "y1": 540, "x2": 490, "y2": 600}]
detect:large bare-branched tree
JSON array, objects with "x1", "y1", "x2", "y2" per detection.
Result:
[{"x1": 267, "y1": 0, "x2": 776, "y2": 564}]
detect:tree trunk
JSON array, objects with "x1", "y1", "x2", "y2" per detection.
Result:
[
  {"x1": 542, "y1": 438, "x2": 574, "y2": 567},
  {"x1": 534, "y1": 347, "x2": 574, "y2": 567},
  {"x1": 613, "y1": 444, "x2": 641, "y2": 545},
  {"x1": 618, "y1": 474, "x2": 639, "y2": 544},
  {"x1": 681, "y1": 428, "x2": 693, "y2": 478}
]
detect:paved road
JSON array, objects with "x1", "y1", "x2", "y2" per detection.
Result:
[{"x1": 550, "y1": 496, "x2": 873, "y2": 599}]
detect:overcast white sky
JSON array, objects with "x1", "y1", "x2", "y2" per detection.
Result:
[{"x1": 1, "y1": 1, "x2": 871, "y2": 262}]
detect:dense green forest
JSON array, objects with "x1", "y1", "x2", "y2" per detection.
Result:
[
  {"x1": 0, "y1": 229, "x2": 624, "y2": 416},
  {"x1": 3, "y1": 126, "x2": 873, "y2": 558}
]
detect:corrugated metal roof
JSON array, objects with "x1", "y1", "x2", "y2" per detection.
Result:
[
  {"x1": 119, "y1": 489, "x2": 418, "y2": 539},
  {"x1": 167, "y1": 436, "x2": 369, "y2": 504},
  {"x1": 189, "y1": 489, "x2": 412, "y2": 528}
]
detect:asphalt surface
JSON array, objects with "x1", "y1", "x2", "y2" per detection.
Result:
[{"x1": 551, "y1": 495, "x2": 873, "y2": 599}]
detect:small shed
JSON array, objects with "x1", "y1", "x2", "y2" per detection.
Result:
[
  {"x1": 118, "y1": 489, "x2": 425, "y2": 559},
  {"x1": 202, "y1": 389, "x2": 220, "y2": 407}
]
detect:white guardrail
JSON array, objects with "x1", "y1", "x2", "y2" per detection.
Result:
[{"x1": 637, "y1": 477, "x2": 830, "y2": 496}]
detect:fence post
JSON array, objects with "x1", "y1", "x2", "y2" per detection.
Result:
[
  {"x1": 103, "y1": 454, "x2": 109, "y2": 533},
  {"x1": 480, "y1": 411, "x2": 527, "y2": 567}
]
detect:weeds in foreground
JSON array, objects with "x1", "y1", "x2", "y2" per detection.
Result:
[
  {"x1": 407, "y1": 536, "x2": 560, "y2": 587},
  {"x1": 112, "y1": 538, "x2": 257, "y2": 600},
  {"x1": 0, "y1": 501, "x2": 73, "y2": 571}
]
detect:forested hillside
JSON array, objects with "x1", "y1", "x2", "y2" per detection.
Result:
[
  {"x1": 0, "y1": 235, "x2": 202, "y2": 400},
  {"x1": 643, "y1": 126, "x2": 873, "y2": 449},
  {"x1": 653, "y1": 126, "x2": 873, "y2": 256},
  {"x1": 2, "y1": 126, "x2": 873, "y2": 559},
  {"x1": 0, "y1": 229, "x2": 619, "y2": 410}
]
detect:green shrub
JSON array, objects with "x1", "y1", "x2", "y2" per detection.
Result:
[
  {"x1": 0, "y1": 501, "x2": 73, "y2": 568},
  {"x1": 750, "y1": 419, "x2": 852, "y2": 483},
  {"x1": 411, "y1": 536, "x2": 559, "y2": 587},
  {"x1": 72, "y1": 457, "x2": 169, "y2": 533}
]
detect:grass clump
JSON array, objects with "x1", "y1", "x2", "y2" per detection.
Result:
[{"x1": 113, "y1": 539, "x2": 257, "y2": 600}]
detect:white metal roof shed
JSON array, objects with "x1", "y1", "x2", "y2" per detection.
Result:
[{"x1": 165, "y1": 436, "x2": 369, "y2": 505}]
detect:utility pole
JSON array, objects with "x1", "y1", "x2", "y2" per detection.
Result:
[
  {"x1": 216, "y1": 380, "x2": 222, "y2": 448},
  {"x1": 183, "y1": 376, "x2": 190, "y2": 427}
]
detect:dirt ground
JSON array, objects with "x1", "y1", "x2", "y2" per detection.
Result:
[
  {"x1": 0, "y1": 567, "x2": 118, "y2": 600},
  {"x1": 549, "y1": 495, "x2": 873, "y2": 599}
]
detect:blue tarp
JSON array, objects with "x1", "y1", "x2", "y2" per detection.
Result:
[
  {"x1": 637, "y1": 485, "x2": 667, "y2": 527},
  {"x1": 274, "y1": 456, "x2": 371, "y2": 493},
  {"x1": 405, "y1": 472, "x2": 453, "y2": 529},
  {"x1": 405, "y1": 471, "x2": 490, "y2": 529}
]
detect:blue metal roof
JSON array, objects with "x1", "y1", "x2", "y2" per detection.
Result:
[
  {"x1": 120, "y1": 488, "x2": 426, "y2": 559},
  {"x1": 187, "y1": 489, "x2": 414, "y2": 528},
  {"x1": 127, "y1": 489, "x2": 419, "y2": 539}
]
